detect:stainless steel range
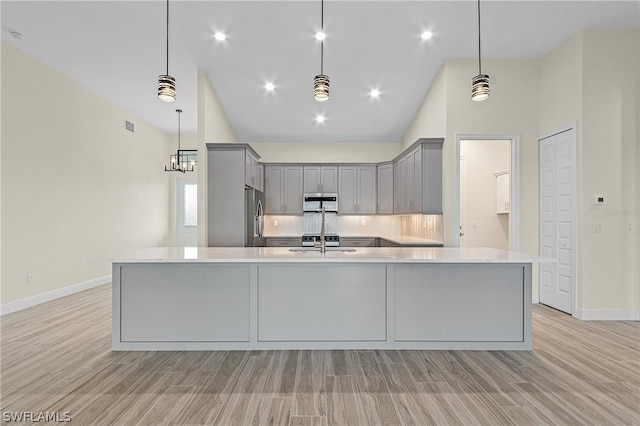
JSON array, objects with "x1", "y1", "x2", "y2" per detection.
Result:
[{"x1": 301, "y1": 233, "x2": 340, "y2": 247}]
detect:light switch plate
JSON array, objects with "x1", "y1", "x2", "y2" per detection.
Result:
[{"x1": 592, "y1": 222, "x2": 603, "y2": 233}]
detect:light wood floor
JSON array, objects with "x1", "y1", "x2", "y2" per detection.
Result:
[{"x1": 1, "y1": 284, "x2": 638, "y2": 425}]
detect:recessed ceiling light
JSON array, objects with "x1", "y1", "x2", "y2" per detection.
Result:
[
  {"x1": 420, "y1": 31, "x2": 433, "y2": 40},
  {"x1": 315, "y1": 31, "x2": 326, "y2": 41},
  {"x1": 264, "y1": 82, "x2": 275, "y2": 92},
  {"x1": 370, "y1": 89, "x2": 381, "y2": 99},
  {"x1": 315, "y1": 115, "x2": 326, "y2": 124},
  {"x1": 214, "y1": 32, "x2": 226, "y2": 41}
]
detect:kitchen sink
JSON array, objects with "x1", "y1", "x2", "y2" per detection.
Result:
[{"x1": 288, "y1": 247, "x2": 357, "y2": 253}]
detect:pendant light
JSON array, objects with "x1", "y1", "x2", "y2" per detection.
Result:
[
  {"x1": 313, "y1": 0, "x2": 330, "y2": 102},
  {"x1": 471, "y1": 0, "x2": 489, "y2": 101},
  {"x1": 158, "y1": 0, "x2": 176, "y2": 102},
  {"x1": 165, "y1": 109, "x2": 196, "y2": 173}
]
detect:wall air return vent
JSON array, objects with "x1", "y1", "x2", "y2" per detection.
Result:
[{"x1": 125, "y1": 120, "x2": 135, "y2": 132}]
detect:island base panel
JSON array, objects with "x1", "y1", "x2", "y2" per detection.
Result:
[
  {"x1": 257, "y1": 264, "x2": 387, "y2": 341},
  {"x1": 395, "y1": 264, "x2": 525, "y2": 342},
  {"x1": 113, "y1": 260, "x2": 532, "y2": 350},
  {"x1": 119, "y1": 264, "x2": 250, "y2": 342}
]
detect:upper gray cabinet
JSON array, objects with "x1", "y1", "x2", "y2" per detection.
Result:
[
  {"x1": 393, "y1": 139, "x2": 443, "y2": 215},
  {"x1": 264, "y1": 165, "x2": 303, "y2": 215},
  {"x1": 377, "y1": 163, "x2": 394, "y2": 214},
  {"x1": 406, "y1": 145, "x2": 422, "y2": 214},
  {"x1": 421, "y1": 141, "x2": 443, "y2": 214},
  {"x1": 256, "y1": 164, "x2": 264, "y2": 192},
  {"x1": 393, "y1": 156, "x2": 406, "y2": 214},
  {"x1": 245, "y1": 151, "x2": 261, "y2": 190},
  {"x1": 338, "y1": 165, "x2": 376, "y2": 214},
  {"x1": 259, "y1": 138, "x2": 441, "y2": 217},
  {"x1": 303, "y1": 165, "x2": 338, "y2": 193}
]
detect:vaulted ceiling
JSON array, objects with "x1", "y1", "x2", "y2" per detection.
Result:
[{"x1": 2, "y1": 1, "x2": 638, "y2": 143}]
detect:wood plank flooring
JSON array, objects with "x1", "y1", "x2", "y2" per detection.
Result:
[{"x1": 1, "y1": 284, "x2": 638, "y2": 425}]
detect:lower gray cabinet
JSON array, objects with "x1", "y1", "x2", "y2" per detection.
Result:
[
  {"x1": 379, "y1": 238, "x2": 399, "y2": 247},
  {"x1": 340, "y1": 237, "x2": 377, "y2": 247},
  {"x1": 266, "y1": 237, "x2": 301, "y2": 247}
]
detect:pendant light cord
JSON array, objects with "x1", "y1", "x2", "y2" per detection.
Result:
[
  {"x1": 477, "y1": 0, "x2": 482, "y2": 75},
  {"x1": 166, "y1": 0, "x2": 170, "y2": 75},
  {"x1": 320, "y1": 0, "x2": 324, "y2": 75}
]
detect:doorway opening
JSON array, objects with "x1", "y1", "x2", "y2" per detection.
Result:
[{"x1": 455, "y1": 134, "x2": 520, "y2": 251}]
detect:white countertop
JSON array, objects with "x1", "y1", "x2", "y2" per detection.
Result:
[{"x1": 111, "y1": 247, "x2": 542, "y2": 264}]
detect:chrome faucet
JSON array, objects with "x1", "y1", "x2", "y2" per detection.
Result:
[{"x1": 314, "y1": 207, "x2": 326, "y2": 253}]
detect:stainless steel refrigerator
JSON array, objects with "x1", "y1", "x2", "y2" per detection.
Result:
[{"x1": 245, "y1": 187, "x2": 265, "y2": 247}]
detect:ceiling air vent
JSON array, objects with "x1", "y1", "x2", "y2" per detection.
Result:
[{"x1": 125, "y1": 120, "x2": 135, "y2": 132}]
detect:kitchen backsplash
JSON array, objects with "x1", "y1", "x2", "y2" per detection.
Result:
[
  {"x1": 401, "y1": 214, "x2": 443, "y2": 241},
  {"x1": 264, "y1": 213, "x2": 443, "y2": 241}
]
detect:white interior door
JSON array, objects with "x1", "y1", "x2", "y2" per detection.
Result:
[{"x1": 539, "y1": 129, "x2": 576, "y2": 314}]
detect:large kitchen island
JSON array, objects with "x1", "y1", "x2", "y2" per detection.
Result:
[{"x1": 112, "y1": 247, "x2": 534, "y2": 351}]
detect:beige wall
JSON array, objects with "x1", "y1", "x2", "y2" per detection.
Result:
[
  {"x1": 196, "y1": 70, "x2": 237, "y2": 245},
  {"x1": 252, "y1": 142, "x2": 400, "y2": 163},
  {"x1": 0, "y1": 39, "x2": 3, "y2": 307},
  {"x1": 442, "y1": 59, "x2": 540, "y2": 256},
  {"x1": 538, "y1": 32, "x2": 583, "y2": 133},
  {"x1": 402, "y1": 65, "x2": 447, "y2": 150},
  {"x1": 1, "y1": 42, "x2": 172, "y2": 305},
  {"x1": 403, "y1": 29, "x2": 638, "y2": 316},
  {"x1": 538, "y1": 29, "x2": 639, "y2": 317},
  {"x1": 579, "y1": 30, "x2": 639, "y2": 314}
]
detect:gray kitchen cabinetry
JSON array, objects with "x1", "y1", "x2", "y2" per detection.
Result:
[
  {"x1": 265, "y1": 237, "x2": 301, "y2": 247},
  {"x1": 207, "y1": 143, "x2": 262, "y2": 246},
  {"x1": 394, "y1": 146, "x2": 421, "y2": 213},
  {"x1": 338, "y1": 165, "x2": 377, "y2": 214},
  {"x1": 264, "y1": 165, "x2": 303, "y2": 214},
  {"x1": 377, "y1": 162, "x2": 394, "y2": 214},
  {"x1": 303, "y1": 165, "x2": 338, "y2": 193},
  {"x1": 406, "y1": 146, "x2": 422, "y2": 213},
  {"x1": 379, "y1": 238, "x2": 399, "y2": 247},
  {"x1": 245, "y1": 151, "x2": 258, "y2": 189},
  {"x1": 393, "y1": 139, "x2": 443, "y2": 215},
  {"x1": 255, "y1": 164, "x2": 263, "y2": 192},
  {"x1": 340, "y1": 237, "x2": 378, "y2": 247},
  {"x1": 393, "y1": 157, "x2": 406, "y2": 214},
  {"x1": 421, "y1": 140, "x2": 443, "y2": 214}
]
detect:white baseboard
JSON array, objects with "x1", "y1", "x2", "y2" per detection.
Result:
[
  {"x1": 575, "y1": 308, "x2": 640, "y2": 321},
  {"x1": 0, "y1": 275, "x2": 111, "y2": 316}
]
